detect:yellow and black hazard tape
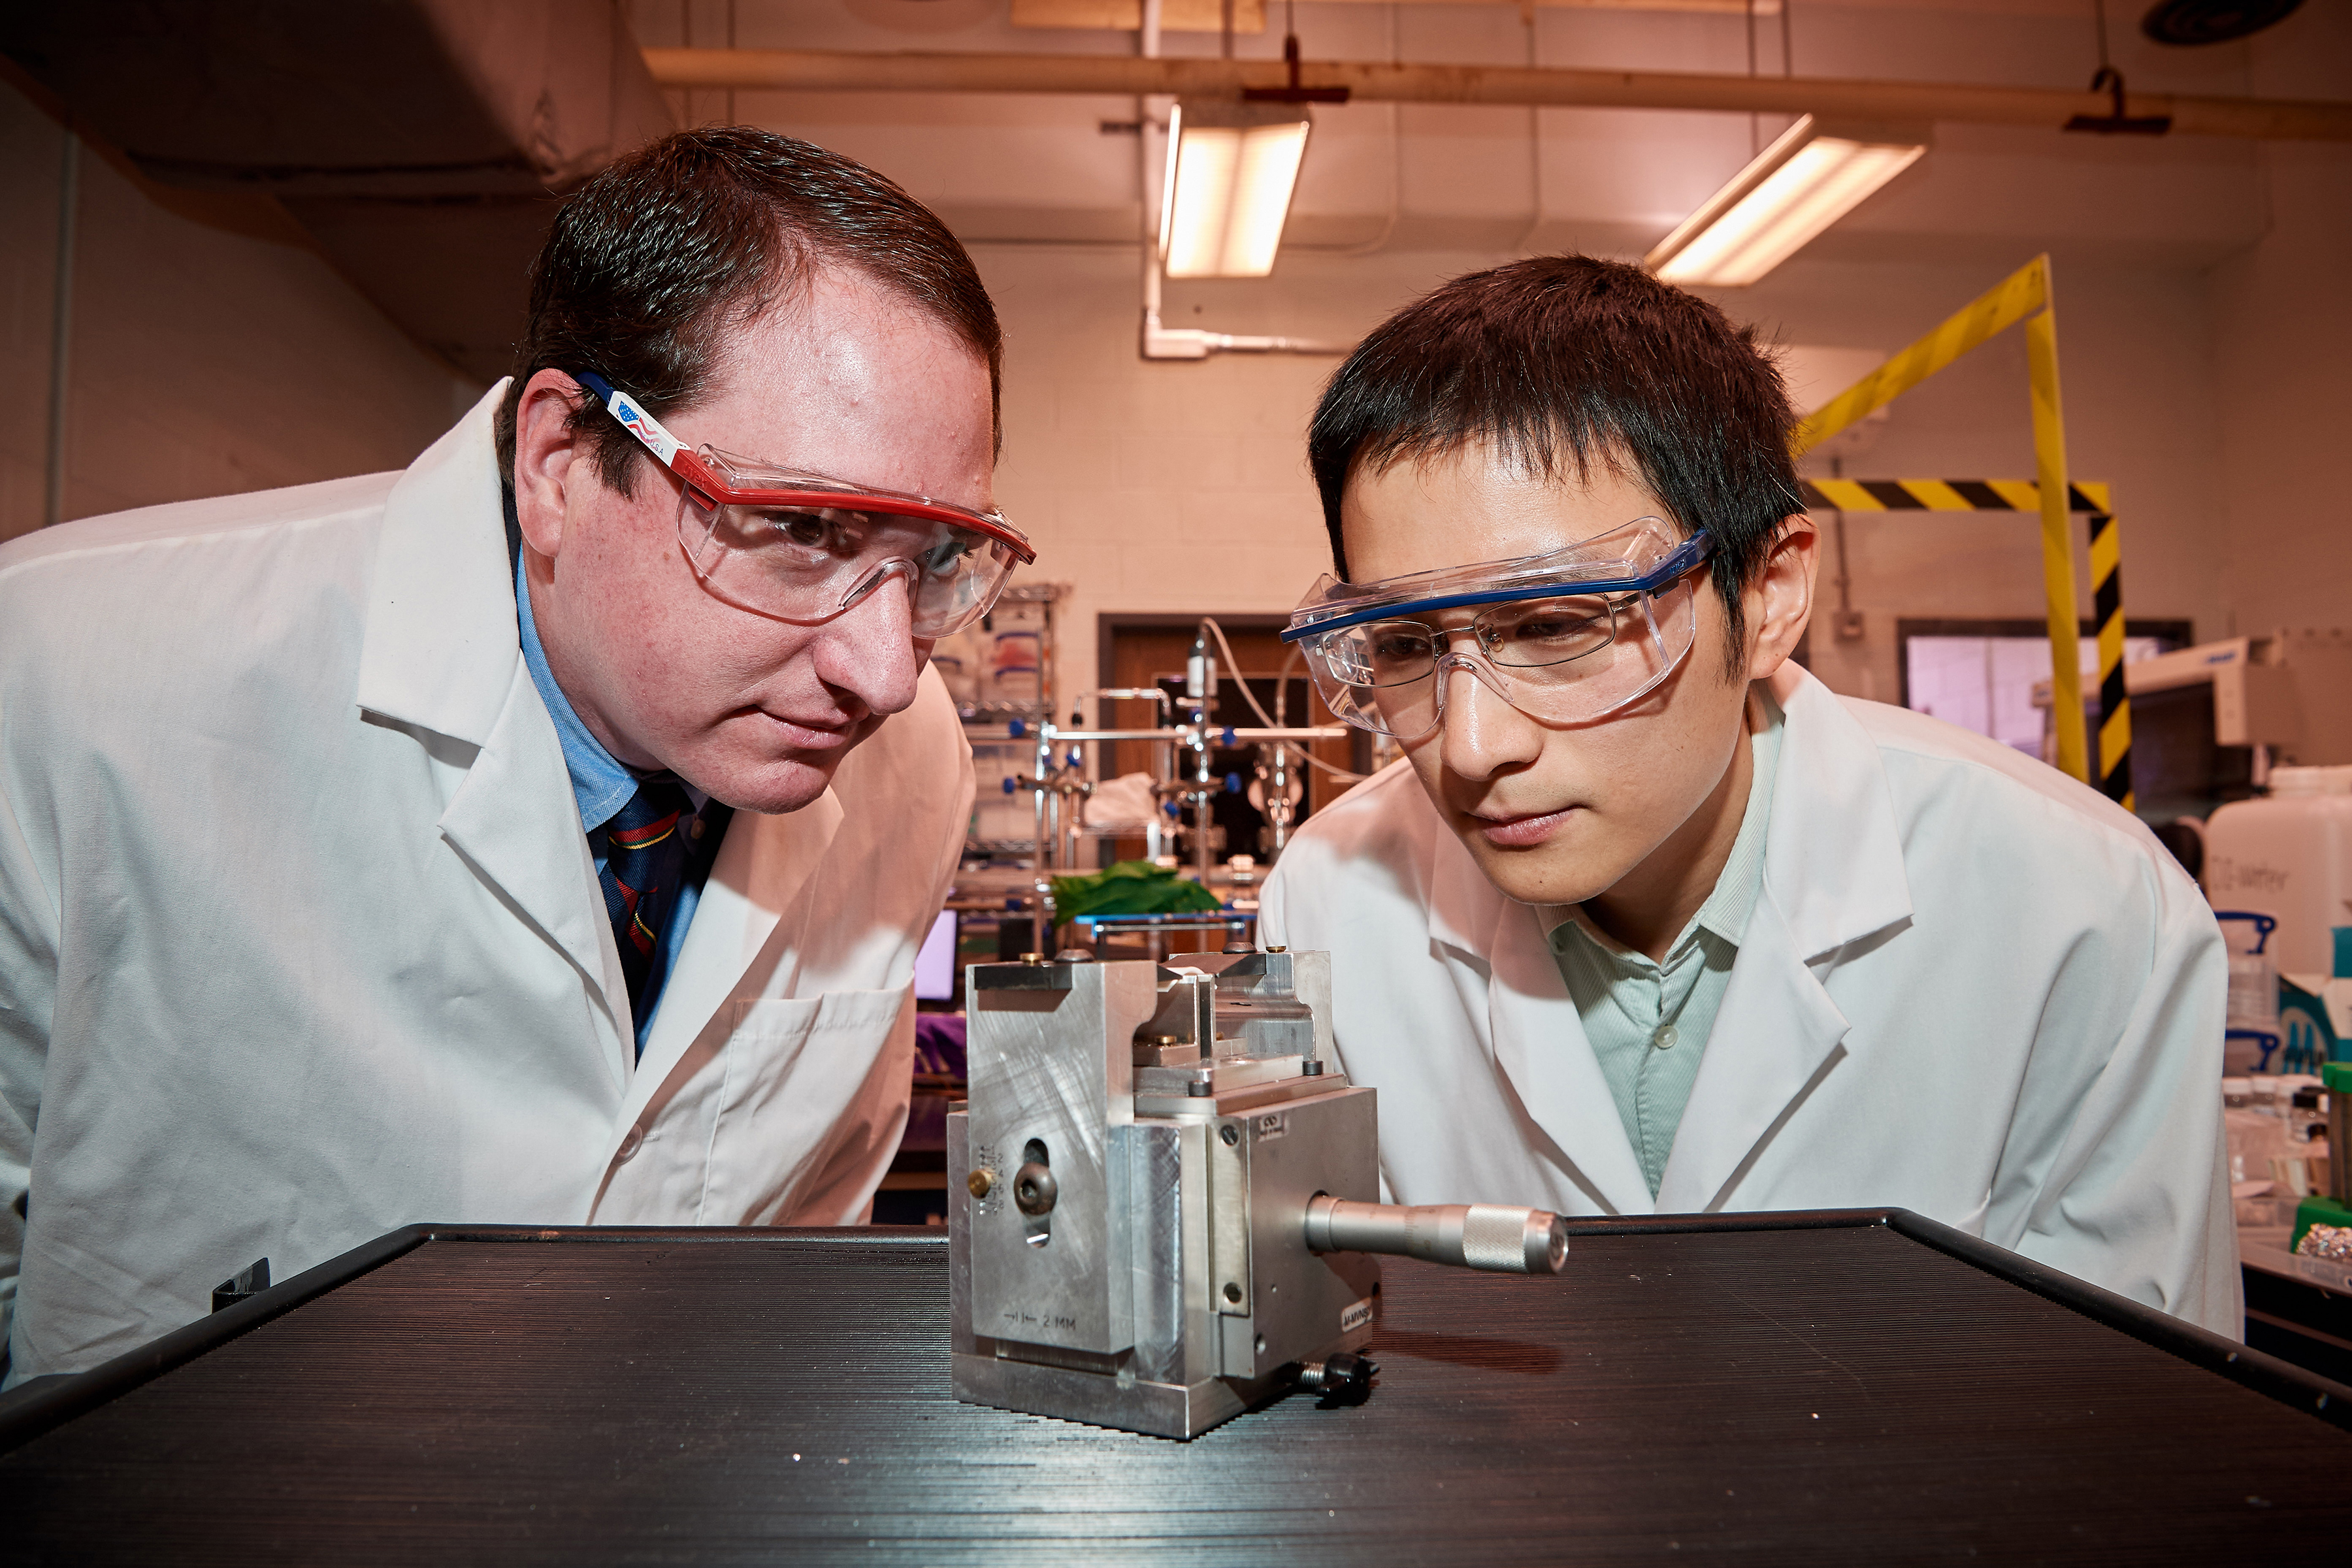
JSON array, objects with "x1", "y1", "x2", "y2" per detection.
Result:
[
  {"x1": 1798, "y1": 477, "x2": 2134, "y2": 813},
  {"x1": 1788, "y1": 255, "x2": 2109, "y2": 791},
  {"x1": 1795, "y1": 478, "x2": 2106, "y2": 514},
  {"x1": 2087, "y1": 510, "x2": 2131, "y2": 812}
]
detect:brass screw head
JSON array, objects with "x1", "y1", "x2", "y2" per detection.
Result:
[{"x1": 967, "y1": 1168, "x2": 996, "y2": 1200}]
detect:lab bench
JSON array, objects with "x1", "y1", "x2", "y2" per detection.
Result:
[
  {"x1": 2, "y1": 1212, "x2": 2347, "y2": 1564},
  {"x1": 2241, "y1": 1224, "x2": 2352, "y2": 1386}
]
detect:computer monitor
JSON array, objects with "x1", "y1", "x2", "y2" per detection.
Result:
[{"x1": 913, "y1": 908, "x2": 958, "y2": 1002}]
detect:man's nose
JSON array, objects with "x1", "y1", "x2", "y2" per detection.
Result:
[
  {"x1": 812, "y1": 571, "x2": 923, "y2": 717},
  {"x1": 1435, "y1": 659, "x2": 1543, "y2": 782}
]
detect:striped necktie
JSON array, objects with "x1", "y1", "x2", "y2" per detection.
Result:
[{"x1": 599, "y1": 777, "x2": 726, "y2": 1048}]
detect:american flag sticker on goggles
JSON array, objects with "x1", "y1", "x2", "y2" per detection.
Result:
[{"x1": 578, "y1": 372, "x2": 682, "y2": 467}]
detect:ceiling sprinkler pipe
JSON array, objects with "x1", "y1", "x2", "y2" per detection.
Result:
[
  {"x1": 1142, "y1": 312, "x2": 1350, "y2": 359},
  {"x1": 643, "y1": 48, "x2": 2352, "y2": 141}
]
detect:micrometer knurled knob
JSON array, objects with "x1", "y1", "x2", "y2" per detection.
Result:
[
  {"x1": 1462, "y1": 1203, "x2": 1569, "y2": 1273},
  {"x1": 1303, "y1": 1194, "x2": 1569, "y2": 1275}
]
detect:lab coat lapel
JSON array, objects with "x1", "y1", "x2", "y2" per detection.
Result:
[
  {"x1": 1429, "y1": 829, "x2": 1655, "y2": 1217},
  {"x1": 354, "y1": 382, "x2": 632, "y2": 1081},
  {"x1": 617, "y1": 788, "x2": 841, "y2": 1132},
  {"x1": 1650, "y1": 665, "x2": 1912, "y2": 1213},
  {"x1": 1752, "y1": 664, "x2": 1912, "y2": 962},
  {"x1": 1651, "y1": 892, "x2": 1850, "y2": 1213},
  {"x1": 435, "y1": 664, "x2": 629, "y2": 1036}
]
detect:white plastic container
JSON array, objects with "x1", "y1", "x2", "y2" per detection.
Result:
[{"x1": 2205, "y1": 765, "x2": 2352, "y2": 981}]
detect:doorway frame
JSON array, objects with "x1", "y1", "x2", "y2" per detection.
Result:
[{"x1": 1094, "y1": 610, "x2": 1377, "y2": 787}]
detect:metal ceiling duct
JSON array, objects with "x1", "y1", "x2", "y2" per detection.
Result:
[{"x1": 2, "y1": 1, "x2": 674, "y2": 381}]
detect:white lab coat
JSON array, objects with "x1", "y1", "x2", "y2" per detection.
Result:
[
  {"x1": 1260, "y1": 664, "x2": 2240, "y2": 1335},
  {"x1": 0, "y1": 389, "x2": 974, "y2": 1380}
]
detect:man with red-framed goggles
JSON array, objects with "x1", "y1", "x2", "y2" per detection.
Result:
[
  {"x1": 576, "y1": 370, "x2": 1034, "y2": 638},
  {"x1": 1280, "y1": 518, "x2": 1714, "y2": 740}
]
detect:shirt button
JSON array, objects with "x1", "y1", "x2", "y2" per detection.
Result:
[
  {"x1": 1654, "y1": 1025, "x2": 1678, "y2": 1051},
  {"x1": 617, "y1": 1124, "x2": 646, "y2": 1162}
]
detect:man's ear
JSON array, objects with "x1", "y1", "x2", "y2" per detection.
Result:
[
  {"x1": 511, "y1": 369, "x2": 591, "y2": 561},
  {"x1": 1744, "y1": 514, "x2": 1820, "y2": 681}
]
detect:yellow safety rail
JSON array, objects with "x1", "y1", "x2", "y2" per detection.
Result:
[{"x1": 1790, "y1": 255, "x2": 2107, "y2": 791}]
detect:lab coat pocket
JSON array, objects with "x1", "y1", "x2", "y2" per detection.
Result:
[
  {"x1": 702, "y1": 988, "x2": 906, "y2": 1226},
  {"x1": 591, "y1": 1003, "x2": 760, "y2": 1226}
]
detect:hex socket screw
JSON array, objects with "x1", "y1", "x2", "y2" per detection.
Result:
[{"x1": 1012, "y1": 1162, "x2": 1058, "y2": 1216}]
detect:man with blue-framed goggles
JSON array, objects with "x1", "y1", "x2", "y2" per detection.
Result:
[
  {"x1": 1254, "y1": 254, "x2": 2235, "y2": 1339},
  {"x1": 576, "y1": 370, "x2": 1032, "y2": 639},
  {"x1": 1282, "y1": 518, "x2": 1712, "y2": 740}
]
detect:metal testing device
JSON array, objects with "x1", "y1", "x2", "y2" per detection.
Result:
[{"x1": 949, "y1": 949, "x2": 1569, "y2": 1439}]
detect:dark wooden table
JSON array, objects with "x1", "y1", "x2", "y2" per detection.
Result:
[{"x1": 4, "y1": 1212, "x2": 2349, "y2": 1564}]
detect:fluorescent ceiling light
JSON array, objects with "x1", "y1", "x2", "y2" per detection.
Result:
[
  {"x1": 1645, "y1": 116, "x2": 1929, "y2": 288},
  {"x1": 1159, "y1": 100, "x2": 1312, "y2": 280}
]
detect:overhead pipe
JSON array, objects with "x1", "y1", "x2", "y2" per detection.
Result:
[{"x1": 643, "y1": 48, "x2": 2352, "y2": 142}]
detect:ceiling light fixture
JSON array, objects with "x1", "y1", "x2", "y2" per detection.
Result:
[
  {"x1": 1644, "y1": 116, "x2": 1929, "y2": 289},
  {"x1": 1158, "y1": 98, "x2": 1313, "y2": 278},
  {"x1": 2142, "y1": 0, "x2": 2302, "y2": 46}
]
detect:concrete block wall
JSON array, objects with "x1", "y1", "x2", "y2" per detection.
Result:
[
  {"x1": 710, "y1": 0, "x2": 2344, "y2": 730},
  {"x1": 975, "y1": 246, "x2": 1480, "y2": 715},
  {"x1": 0, "y1": 82, "x2": 67, "y2": 541},
  {"x1": 2207, "y1": 9, "x2": 2352, "y2": 638},
  {"x1": 973, "y1": 240, "x2": 2251, "y2": 721},
  {"x1": 0, "y1": 74, "x2": 480, "y2": 547},
  {"x1": 1764, "y1": 257, "x2": 2232, "y2": 707},
  {"x1": 7, "y1": 0, "x2": 2340, "y2": 738}
]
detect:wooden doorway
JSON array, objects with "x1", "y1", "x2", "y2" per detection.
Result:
[{"x1": 1092, "y1": 614, "x2": 1366, "y2": 868}]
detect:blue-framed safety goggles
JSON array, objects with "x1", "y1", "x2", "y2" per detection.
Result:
[{"x1": 1281, "y1": 520, "x2": 1714, "y2": 739}]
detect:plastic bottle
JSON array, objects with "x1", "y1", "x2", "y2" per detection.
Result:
[{"x1": 2205, "y1": 766, "x2": 2352, "y2": 980}]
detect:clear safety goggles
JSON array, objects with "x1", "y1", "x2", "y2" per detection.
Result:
[
  {"x1": 577, "y1": 371, "x2": 1033, "y2": 638},
  {"x1": 1279, "y1": 519, "x2": 1714, "y2": 740}
]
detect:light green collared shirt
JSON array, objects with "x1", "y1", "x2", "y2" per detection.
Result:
[{"x1": 1545, "y1": 699, "x2": 1783, "y2": 1197}]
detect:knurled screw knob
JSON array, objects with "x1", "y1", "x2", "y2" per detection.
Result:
[{"x1": 1298, "y1": 1351, "x2": 1378, "y2": 1404}]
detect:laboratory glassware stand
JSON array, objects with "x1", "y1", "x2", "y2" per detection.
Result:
[
  {"x1": 1036, "y1": 623, "x2": 1347, "y2": 949},
  {"x1": 2, "y1": 1211, "x2": 2347, "y2": 1564},
  {"x1": 956, "y1": 581, "x2": 1066, "y2": 960}
]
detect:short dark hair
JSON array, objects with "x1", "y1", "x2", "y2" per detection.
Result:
[
  {"x1": 1306, "y1": 255, "x2": 1799, "y2": 673},
  {"x1": 495, "y1": 128, "x2": 1002, "y2": 494}
]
